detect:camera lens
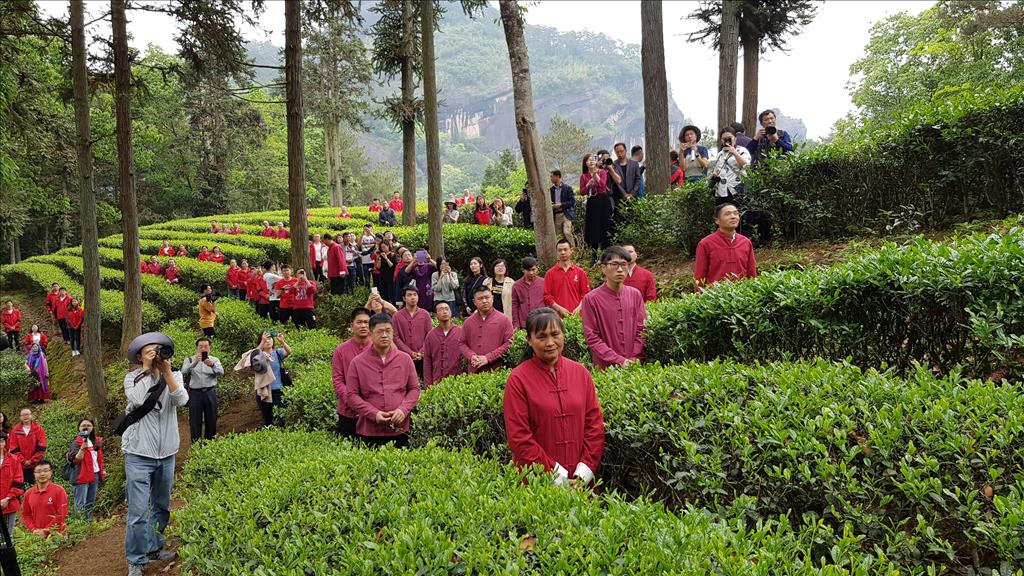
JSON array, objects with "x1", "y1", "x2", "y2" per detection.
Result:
[
  {"x1": 765, "y1": 126, "x2": 777, "y2": 136},
  {"x1": 159, "y1": 345, "x2": 174, "y2": 359}
]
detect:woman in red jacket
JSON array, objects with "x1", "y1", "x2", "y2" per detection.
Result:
[
  {"x1": 197, "y1": 246, "x2": 211, "y2": 262},
  {"x1": 23, "y1": 325, "x2": 49, "y2": 352},
  {"x1": 226, "y1": 259, "x2": 241, "y2": 297},
  {"x1": 66, "y1": 418, "x2": 106, "y2": 522},
  {"x1": 53, "y1": 288, "x2": 71, "y2": 341},
  {"x1": 157, "y1": 240, "x2": 175, "y2": 257},
  {"x1": 2, "y1": 301, "x2": 21, "y2": 353},
  {"x1": 176, "y1": 244, "x2": 189, "y2": 258},
  {"x1": 291, "y1": 268, "x2": 318, "y2": 329},
  {"x1": 0, "y1": 432, "x2": 26, "y2": 537},
  {"x1": 210, "y1": 246, "x2": 225, "y2": 264},
  {"x1": 473, "y1": 196, "x2": 492, "y2": 225},
  {"x1": 65, "y1": 299, "x2": 84, "y2": 357},
  {"x1": 164, "y1": 259, "x2": 181, "y2": 284}
]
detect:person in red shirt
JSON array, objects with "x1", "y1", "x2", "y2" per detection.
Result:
[
  {"x1": 324, "y1": 233, "x2": 348, "y2": 296},
  {"x1": 210, "y1": 246, "x2": 225, "y2": 264},
  {"x1": 139, "y1": 258, "x2": 148, "y2": 274},
  {"x1": 2, "y1": 301, "x2": 22, "y2": 353},
  {"x1": 275, "y1": 265, "x2": 298, "y2": 325},
  {"x1": 197, "y1": 246, "x2": 212, "y2": 262},
  {"x1": 693, "y1": 202, "x2": 758, "y2": 292},
  {"x1": 331, "y1": 307, "x2": 372, "y2": 438},
  {"x1": 423, "y1": 301, "x2": 465, "y2": 387},
  {"x1": 542, "y1": 239, "x2": 590, "y2": 317},
  {"x1": 346, "y1": 313, "x2": 420, "y2": 447},
  {"x1": 229, "y1": 222, "x2": 243, "y2": 235},
  {"x1": 244, "y1": 264, "x2": 260, "y2": 306},
  {"x1": 392, "y1": 287, "x2": 432, "y2": 377},
  {"x1": 65, "y1": 299, "x2": 84, "y2": 357},
  {"x1": 388, "y1": 191, "x2": 404, "y2": 212},
  {"x1": 622, "y1": 244, "x2": 657, "y2": 302},
  {"x1": 581, "y1": 247, "x2": 646, "y2": 370},
  {"x1": 52, "y1": 288, "x2": 71, "y2": 341},
  {"x1": 9, "y1": 409, "x2": 47, "y2": 484},
  {"x1": 457, "y1": 188, "x2": 475, "y2": 206},
  {"x1": 66, "y1": 418, "x2": 106, "y2": 522},
  {"x1": 23, "y1": 325, "x2": 49, "y2": 352},
  {"x1": 21, "y1": 460, "x2": 68, "y2": 537},
  {"x1": 44, "y1": 283, "x2": 60, "y2": 322},
  {"x1": 164, "y1": 259, "x2": 181, "y2": 284},
  {"x1": 226, "y1": 259, "x2": 241, "y2": 297},
  {"x1": 209, "y1": 219, "x2": 220, "y2": 234},
  {"x1": 290, "y1": 269, "x2": 318, "y2": 329},
  {"x1": 236, "y1": 260, "x2": 252, "y2": 299},
  {"x1": 337, "y1": 206, "x2": 352, "y2": 219},
  {"x1": 460, "y1": 287, "x2": 514, "y2": 373},
  {"x1": 176, "y1": 244, "x2": 189, "y2": 258},
  {"x1": 274, "y1": 222, "x2": 290, "y2": 239},
  {"x1": 146, "y1": 256, "x2": 163, "y2": 276},
  {"x1": 504, "y1": 307, "x2": 604, "y2": 486},
  {"x1": 157, "y1": 240, "x2": 175, "y2": 257},
  {"x1": 473, "y1": 196, "x2": 492, "y2": 225},
  {"x1": 0, "y1": 432, "x2": 26, "y2": 537},
  {"x1": 260, "y1": 220, "x2": 275, "y2": 237},
  {"x1": 368, "y1": 198, "x2": 383, "y2": 212},
  {"x1": 511, "y1": 257, "x2": 545, "y2": 330}
]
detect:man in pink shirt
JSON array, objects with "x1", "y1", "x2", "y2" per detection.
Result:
[
  {"x1": 693, "y1": 203, "x2": 757, "y2": 292},
  {"x1": 511, "y1": 257, "x2": 546, "y2": 330},
  {"x1": 460, "y1": 286, "x2": 514, "y2": 373},
  {"x1": 393, "y1": 287, "x2": 432, "y2": 376},
  {"x1": 345, "y1": 313, "x2": 420, "y2": 448},
  {"x1": 423, "y1": 301, "x2": 464, "y2": 387},
  {"x1": 543, "y1": 239, "x2": 590, "y2": 317},
  {"x1": 622, "y1": 245, "x2": 657, "y2": 302},
  {"x1": 581, "y1": 246, "x2": 646, "y2": 370},
  {"x1": 331, "y1": 307, "x2": 372, "y2": 438}
]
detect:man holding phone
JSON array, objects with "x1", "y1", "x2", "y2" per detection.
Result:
[{"x1": 180, "y1": 337, "x2": 223, "y2": 443}]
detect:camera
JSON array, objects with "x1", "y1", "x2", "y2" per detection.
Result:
[
  {"x1": 78, "y1": 430, "x2": 91, "y2": 438},
  {"x1": 765, "y1": 126, "x2": 777, "y2": 136},
  {"x1": 722, "y1": 138, "x2": 734, "y2": 147},
  {"x1": 158, "y1": 344, "x2": 174, "y2": 360},
  {"x1": 708, "y1": 175, "x2": 722, "y2": 188},
  {"x1": 269, "y1": 329, "x2": 278, "y2": 339},
  {"x1": 602, "y1": 158, "x2": 614, "y2": 167}
]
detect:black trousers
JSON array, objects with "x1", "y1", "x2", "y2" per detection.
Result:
[
  {"x1": 329, "y1": 276, "x2": 345, "y2": 295},
  {"x1": 312, "y1": 263, "x2": 325, "y2": 282},
  {"x1": 268, "y1": 301, "x2": 280, "y2": 321},
  {"x1": 256, "y1": 302, "x2": 270, "y2": 319},
  {"x1": 188, "y1": 387, "x2": 218, "y2": 442},
  {"x1": 742, "y1": 211, "x2": 773, "y2": 244},
  {"x1": 360, "y1": 433, "x2": 408, "y2": 448},
  {"x1": 67, "y1": 327, "x2": 81, "y2": 352},
  {"x1": 278, "y1": 307, "x2": 293, "y2": 325},
  {"x1": 257, "y1": 389, "x2": 284, "y2": 427},
  {"x1": 0, "y1": 513, "x2": 20, "y2": 576},
  {"x1": 3, "y1": 333, "x2": 17, "y2": 352},
  {"x1": 336, "y1": 415, "x2": 357, "y2": 438},
  {"x1": 202, "y1": 327, "x2": 215, "y2": 338},
  {"x1": 292, "y1": 308, "x2": 315, "y2": 329},
  {"x1": 58, "y1": 319, "x2": 68, "y2": 340}
]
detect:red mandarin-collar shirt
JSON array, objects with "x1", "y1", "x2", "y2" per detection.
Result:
[
  {"x1": 503, "y1": 355, "x2": 605, "y2": 476},
  {"x1": 693, "y1": 230, "x2": 758, "y2": 292},
  {"x1": 423, "y1": 325, "x2": 465, "y2": 387},
  {"x1": 275, "y1": 228, "x2": 290, "y2": 239},
  {"x1": 511, "y1": 276, "x2": 546, "y2": 330},
  {"x1": 345, "y1": 346, "x2": 420, "y2": 437},
  {"x1": 332, "y1": 338, "x2": 371, "y2": 418},
  {"x1": 543, "y1": 263, "x2": 591, "y2": 315},
  {"x1": 625, "y1": 264, "x2": 657, "y2": 302},
  {"x1": 581, "y1": 284, "x2": 647, "y2": 369},
  {"x1": 393, "y1": 307, "x2": 432, "y2": 356},
  {"x1": 459, "y1": 310, "x2": 514, "y2": 373}
]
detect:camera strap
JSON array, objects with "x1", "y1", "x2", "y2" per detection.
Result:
[{"x1": 112, "y1": 372, "x2": 168, "y2": 435}]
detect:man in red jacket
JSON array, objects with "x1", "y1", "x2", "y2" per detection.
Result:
[
  {"x1": 622, "y1": 244, "x2": 657, "y2": 302},
  {"x1": 21, "y1": 460, "x2": 67, "y2": 538},
  {"x1": 290, "y1": 269, "x2": 318, "y2": 329},
  {"x1": 53, "y1": 288, "x2": 71, "y2": 340},
  {"x1": 332, "y1": 307, "x2": 372, "y2": 438},
  {"x1": 324, "y1": 234, "x2": 348, "y2": 296},
  {"x1": 9, "y1": 408, "x2": 47, "y2": 485},
  {"x1": 275, "y1": 265, "x2": 297, "y2": 325},
  {"x1": 274, "y1": 222, "x2": 290, "y2": 239},
  {"x1": 2, "y1": 301, "x2": 22, "y2": 353},
  {"x1": 260, "y1": 220, "x2": 275, "y2": 237},
  {"x1": 693, "y1": 203, "x2": 758, "y2": 292},
  {"x1": 388, "y1": 191, "x2": 404, "y2": 212},
  {"x1": 0, "y1": 432, "x2": 26, "y2": 538}
]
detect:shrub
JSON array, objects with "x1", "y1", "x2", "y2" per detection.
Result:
[
  {"x1": 175, "y1": 429, "x2": 903, "y2": 575},
  {"x1": 614, "y1": 182, "x2": 717, "y2": 257},
  {"x1": 411, "y1": 360, "x2": 1024, "y2": 571},
  {"x1": 506, "y1": 314, "x2": 590, "y2": 369},
  {"x1": 313, "y1": 288, "x2": 370, "y2": 337},
  {"x1": 646, "y1": 227, "x2": 1024, "y2": 377},
  {"x1": 279, "y1": 361, "x2": 335, "y2": 430},
  {"x1": 98, "y1": 235, "x2": 268, "y2": 264}
]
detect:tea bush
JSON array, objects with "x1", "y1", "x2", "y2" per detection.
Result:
[
  {"x1": 646, "y1": 227, "x2": 1024, "y2": 377},
  {"x1": 98, "y1": 235, "x2": 268, "y2": 264},
  {"x1": 279, "y1": 361, "x2": 335, "y2": 430},
  {"x1": 175, "y1": 429, "x2": 903, "y2": 575},
  {"x1": 411, "y1": 360, "x2": 1024, "y2": 571}
]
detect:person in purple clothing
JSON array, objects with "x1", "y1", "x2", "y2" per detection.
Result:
[{"x1": 400, "y1": 249, "x2": 437, "y2": 313}]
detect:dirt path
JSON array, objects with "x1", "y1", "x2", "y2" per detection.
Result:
[{"x1": 49, "y1": 398, "x2": 263, "y2": 576}]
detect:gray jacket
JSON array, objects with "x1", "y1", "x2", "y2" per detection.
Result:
[
  {"x1": 120, "y1": 368, "x2": 189, "y2": 460},
  {"x1": 181, "y1": 356, "x2": 223, "y2": 390}
]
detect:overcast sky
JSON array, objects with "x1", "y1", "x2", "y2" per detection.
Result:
[{"x1": 40, "y1": 0, "x2": 933, "y2": 139}]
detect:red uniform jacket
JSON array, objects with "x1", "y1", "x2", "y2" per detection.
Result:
[
  {"x1": 66, "y1": 307, "x2": 84, "y2": 330},
  {"x1": 147, "y1": 262, "x2": 163, "y2": 276},
  {"x1": 45, "y1": 290, "x2": 60, "y2": 315},
  {"x1": 393, "y1": 307, "x2": 432, "y2": 356},
  {"x1": 503, "y1": 355, "x2": 605, "y2": 477},
  {"x1": 326, "y1": 243, "x2": 347, "y2": 278},
  {"x1": 53, "y1": 296, "x2": 71, "y2": 320},
  {"x1": 543, "y1": 263, "x2": 591, "y2": 315},
  {"x1": 274, "y1": 228, "x2": 290, "y2": 239},
  {"x1": 67, "y1": 435, "x2": 106, "y2": 485},
  {"x1": 245, "y1": 271, "x2": 260, "y2": 301},
  {"x1": 459, "y1": 310, "x2": 514, "y2": 373},
  {"x1": 580, "y1": 284, "x2": 646, "y2": 369},
  {"x1": 345, "y1": 346, "x2": 420, "y2": 437},
  {"x1": 693, "y1": 230, "x2": 758, "y2": 291},
  {"x1": 21, "y1": 483, "x2": 68, "y2": 535},
  {"x1": 331, "y1": 338, "x2": 370, "y2": 418},
  {"x1": 276, "y1": 277, "x2": 297, "y2": 309},
  {"x1": 197, "y1": 250, "x2": 211, "y2": 262},
  {"x1": 261, "y1": 227, "x2": 275, "y2": 237},
  {"x1": 157, "y1": 246, "x2": 175, "y2": 256},
  {"x1": 164, "y1": 266, "x2": 180, "y2": 283},
  {"x1": 624, "y1": 265, "x2": 657, "y2": 302},
  {"x1": 291, "y1": 280, "x2": 317, "y2": 310},
  {"x1": 210, "y1": 252, "x2": 225, "y2": 264},
  {"x1": 389, "y1": 198, "x2": 404, "y2": 212},
  {"x1": 226, "y1": 267, "x2": 241, "y2": 289},
  {"x1": 368, "y1": 203, "x2": 382, "y2": 212},
  {"x1": 9, "y1": 422, "x2": 47, "y2": 473},
  {"x1": 423, "y1": 325, "x2": 465, "y2": 387},
  {"x1": 0, "y1": 455, "x2": 25, "y2": 515},
  {"x1": 176, "y1": 247, "x2": 189, "y2": 257},
  {"x1": 511, "y1": 277, "x2": 546, "y2": 330},
  {"x1": 23, "y1": 332, "x2": 49, "y2": 350},
  {"x1": 1, "y1": 308, "x2": 21, "y2": 332}
]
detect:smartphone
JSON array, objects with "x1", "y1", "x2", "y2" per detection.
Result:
[
  {"x1": 415, "y1": 250, "x2": 427, "y2": 264},
  {"x1": 269, "y1": 329, "x2": 278, "y2": 338},
  {"x1": 201, "y1": 351, "x2": 209, "y2": 361},
  {"x1": 371, "y1": 287, "x2": 379, "y2": 295}
]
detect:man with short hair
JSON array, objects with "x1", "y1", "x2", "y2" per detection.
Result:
[
  {"x1": 122, "y1": 332, "x2": 189, "y2": 575},
  {"x1": 21, "y1": 460, "x2": 67, "y2": 538},
  {"x1": 749, "y1": 109, "x2": 793, "y2": 164},
  {"x1": 388, "y1": 191, "x2": 404, "y2": 213},
  {"x1": 622, "y1": 245, "x2": 657, "y2": 302},
  {"x1": 393, "y1": 287, "x2": 432, "y2": 375},
  {"x1": 543, "y1": 239, "x2": 590, "y2": 317},
  {"x1": 729, "y1": 121, "x2": 753, "y2": 151},
  {"x1": 581, "y1": 246, "x2": 647, "y2": 370},
  {"x1": 324, "y1": 234, "x2": 348, "y2": 296},
  {"x1": 610, "y1": 142, "x2": 642, "y2": 201},
  {"x1": 180, "y1": 337, "x2": 223, "y2": 442},
  {"x1": 263, "y1": 263, "x2": 283, "y2": 321},
  {"x1": 549, "y1": 170, "x2": 576, "y2": 246},
  {"x1": 8, "y1": 408, "x2": 46, "y2": 485},
  {"x1": 260, "y1": 220, "x2": 275, "y2": 237},
  {"x1": 275, "y1": 265, "x2": 297, "y2": 325},
  {"x1": 460, "y1": 287, "x2": 514, "y2": 374},
  {"x1": 332, "y1": 308, "x2": 373, "y2": 438},
  {"x1": 631, "y1": 145, "x2": 646, "y2": 198},
  {"x1": 514, "y1": 188, "x2": 532, "y2": 228},
  {"x1": 342, "y1": 232, "x2": 360, "y2": 292},
  {"x1": 368, "y1": 198, "x2": 383, "y2": 212},
  {"x1": 693, "y1": 203, "x2": 758, "y2": 292},
  {"x1": 511, "y1": 257, "x2": 545, "y2": 330},
  {"x1": 423, "y1": 301, "x2": 465, "y2": 387},
  {"x1": 346, "y1": 313, "x2": 421, "y2": 448}
]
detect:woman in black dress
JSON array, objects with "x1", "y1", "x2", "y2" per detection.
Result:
[
  {"x1": 461, "y1": 257, "x2": 488, "y2": 318},
  {"x1": 580, "y1": 153, "x2": 614, "y2": 251}
]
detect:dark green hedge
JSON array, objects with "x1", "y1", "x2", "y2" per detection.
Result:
[{"x1": 411, "y1": 360, "x2": 1024, "y2": 571}]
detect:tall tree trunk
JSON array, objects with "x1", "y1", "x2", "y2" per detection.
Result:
[
  {"x1": 112, "y1": 0, "x2": 142, "y2": 354},
  {"x1": 324, "y1": 119, "x2": 338, "y2": 206},
  {"x1": 7, "y1": 239, "x2": 14, "y2": 264},
  {"x1": 499, "y1": 0, "x2": 556, "y2": 268},
  {"x1": 42, "y1": 220, "x2": 49, "y2": 254},
  {"x1": 741, "y1": 33, "x2": 760, "y2": 135},
  {"x1": 333, "y1": 119, "x2": 345, "y2": 207},
  {"x1": 400, "y1": 0, "x2": 417, "y2": 226},
  {"x1": 13, "y1": 238, "x2": 20, "y2": 263},
  {"x1": 285, "y1": 0, "x2": 309, "y2": 271},
  {"x1": 717, "y1": 0, "x2": 740, "y2": 132},
  {"x1": 421, "y1": 0, "x2": 444, "y2": 257},
  {"x1": 71, "y1": 0, "x2": 107, "y2": 422},
  {"x1": 640, "y1": 0, "x2": 670, "y2": 196}
]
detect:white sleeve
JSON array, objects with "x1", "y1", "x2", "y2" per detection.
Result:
[
  {"x1": 552, "y1": 463, "x2": 570, "y2": 486},
  {"x1": 573, "y1": 462, "x2": 594, "y2": 484}
]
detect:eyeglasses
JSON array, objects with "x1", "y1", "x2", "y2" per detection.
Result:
[{"x1": 603, "y1": 261, "x2": 629, "y2": 270}]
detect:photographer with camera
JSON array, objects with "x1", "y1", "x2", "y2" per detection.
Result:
[
  {"x1": 181, "y1": 338, "x2": 223, "y2": 442},
  {"x1": 678, "y1": 125, "x2": 710, "y2": 183},
  {"x1": 580, "y1": 153, "x2": 614, "y2": 252},
  {"x1": 198, "y1": 284, "x2": 218, "y2": 338},
  {"x1": 709, "y1": 126, "x2": 751, "y2": 206},
  {"x1": 121, "y1": 333, "x2": 188, "y2": 575},
  {"x1": 514, "y1": 188, "x2": 532, "y2": 228},
  {"x1": 750, "y1": 109, "x2": 793, "y2": 165}
]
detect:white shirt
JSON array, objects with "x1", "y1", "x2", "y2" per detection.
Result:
[
  {"x1": 264, "y1": 272, "x2": 283, "y2": 301},
  {"x1": 360, "y1": 235, "x2": 375, "y2": 265},
  {"x1": 713, "y1": 146, "x2": 751, "y2": 198}
]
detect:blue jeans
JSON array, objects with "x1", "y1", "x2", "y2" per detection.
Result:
[
  {"x1": 73, "y1": 480, "x2": 98, "y2": 521},
  {"x1": 124, "y1": 453, "x2": 175, "y2": 566}
]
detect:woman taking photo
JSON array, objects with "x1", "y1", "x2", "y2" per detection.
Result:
[
  {"x1": 431, "y1": 257, "x2": 461, "y2": 318},
  {"x1": 245, "y1": 331, "x2": 291, "y2": 427},
  {"x1": 490, "y1": 197, "x2": 514, "y2": 227},
  {"x1": 65, "y1": 418, "x2": 106, "y2": 521},
  {"x1": 483, "y1": 259, "x2": 514, "y2": 315},
  {"x1": 25, "y1": 343, "x2": 51, "y2": 403},
  {"x1": 65, "y1": 299, "x2": 84, "y2": 357},
  {"x1": 580, "y1": 153, "x2": 614, "y2": 251},
  {"x1": 678, "y1": 125, "x2": 710, "y2": 182},
  {"x1": 365, "y1": 291, "x2": 398, "y2": 316},
  {"x1": 461, "y1": 257, "x2": 488, "y2": 317},
  {"x1": 503, "y1": 307, "x2": 604, "y2": 486}
]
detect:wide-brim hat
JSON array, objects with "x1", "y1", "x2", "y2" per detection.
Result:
[
  {"x1": 444, "y1": 200, "x2": 457, "y2": 208},
  {"x1": 678, "y1": 125, "x2": 701, "y2": 143},
  {"x1": 127, "y1": 332, "x2": 174, "y2": 364}
]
